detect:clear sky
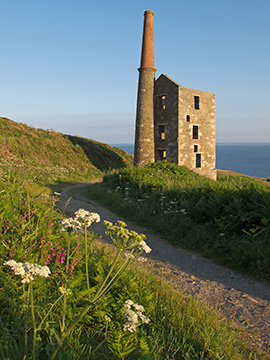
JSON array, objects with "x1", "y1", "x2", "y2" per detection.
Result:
[{"x1": 1, "y1": 0, "x2": 269, "y2": 144}]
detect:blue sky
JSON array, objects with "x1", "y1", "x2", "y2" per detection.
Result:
[{"x1": 1, "y1": 0, "x2": 269, "y2": 144}]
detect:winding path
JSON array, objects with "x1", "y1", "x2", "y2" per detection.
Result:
[{"x1": 56, "y1": 181, "x2": 270, "y2": 354}]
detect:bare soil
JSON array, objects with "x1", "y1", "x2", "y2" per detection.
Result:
[{"x1": 56, "y1": 181, "x2": 270, "y2": 356}]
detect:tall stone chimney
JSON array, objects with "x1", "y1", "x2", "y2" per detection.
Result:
[{"x1": 134, "y1": 10, "x2": 156, "y2": 166}]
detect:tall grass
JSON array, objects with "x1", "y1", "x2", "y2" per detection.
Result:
[
  {"x1": 0, "y1": 166, "x2": 266, "y2": 358},
  {"x1": 82, "y1": 161, "x2": 270, "y2": 281},
  {"x1": 0, "y1": 117, "x2": 133, "y2": 185}
]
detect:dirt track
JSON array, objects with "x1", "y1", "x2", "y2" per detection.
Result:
[{"x1": 56, "y1": 181, "x2": 270, "y2": 354}]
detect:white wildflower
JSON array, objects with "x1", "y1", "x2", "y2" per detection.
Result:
[
  {"x1": 4, "y1": 260, "x2": 51, "y2": 283},
  {"x1": 137, "y1": 312, "x2": 150, "y2": 324},
  {"x1": 122, "y1": 300, "x2": 150, "y2": 333},
  {"x1": 124, "y1": 309, "x2": 138, "y2": 323},
  {"x1": 59, "y1": 209, "x2": 100, "y2": 232},
  {"x1": 74, "y1": 209, "x2": 101, "y2": 227},
  {"x1": 180, "y1": 209, "x2": 187, "y2": 214},
  {"x1": 59, "y1": 217, "x2": 82, "y2": 232},
  {"x1": 123, "y1": 299, "x2": 134, "y2": 309},
  {"x1": 138, "y1": 241, "x2": 152, "y2": 254},
  {"x1": 133, "y1": 304, "x2": 145, "y2": 312},
  {"x1": 123, "y1": 322, "x2": 137, "y2": 333},
  {"x1": 219, "y1": 233, "x2": 225, "y2": 236}
]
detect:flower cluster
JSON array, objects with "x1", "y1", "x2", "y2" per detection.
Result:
[
  {"x1": 59, "y1": 286, "x2": 72, "y2": 296},
  {"x1": 59, "y1": 217, "x2": 82, "y2": 232},
  {"x1": 123, "y1": 299, "x2": 150, "y2": 332},
  {"x1": 36, "y1": 239, "x2": 66, "y2": 266},
  {"x1": 74, "y1": 209, "x2": 101, "y2": 227},
  {"x1": 138, "y1": 240, "x2": 152, "y2": 254},
  {"x1": 4, "y1": 260, "x2": 51, "y2": 283},
  {"x1": 104, "y1": 220, "x2": 152, "y2": 254},
  {"x1": 59, "y1": 209, "x2": 100, "y2": 232}
]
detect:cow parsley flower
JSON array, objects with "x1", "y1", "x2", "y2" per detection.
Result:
[
  {"x1": 74, "y1": 209, "x2": 100, "y2": 227},
  {"x1": 123, "y1": 299, "x2": 134, "y2": 309},
  {"x1": 122, "y1": 299, "x2": 150, "y2": 332},
  {"x1": 59, "y1": 209, "x2": 100, "y2": 232},
  {"x1": 138, "y1": 240, "x2": 152, "y2": 254},
  {"x1": 59, "y1": 217, "x2": 82, "y2": 232},
  {"x1": 4, "y1": 260, "x2": 50, "y2": 283}
]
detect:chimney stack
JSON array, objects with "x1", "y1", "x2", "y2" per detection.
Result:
[{"x1": 134, "y1": 10, "x2": 156, "y2": 166}]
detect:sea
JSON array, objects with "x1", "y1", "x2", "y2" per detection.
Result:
[{"x1": 110, "y1": 143, "x2": 270, "y2": 179}]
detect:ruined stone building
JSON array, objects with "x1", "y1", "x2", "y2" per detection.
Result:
[{"x1": 134, "y1": 10, "x2": 217, "y2": 180}]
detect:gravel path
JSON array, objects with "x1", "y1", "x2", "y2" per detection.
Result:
[{"x1": 56, "y1": 181, "x2": 270, "y2": 354}]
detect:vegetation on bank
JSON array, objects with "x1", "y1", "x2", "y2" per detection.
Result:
[
  {"x1": 83, "y1": 161, "x2": 270, "y2": 281},
  {"x1": 0, "y1": 117, "x2": 269, "y2": 358},
  {"x1": 1, "y1": 167, "x2": 263, "y2": 359},
  {"x1": 0, "y1": 117, "x2": 133, "y2": 184}
]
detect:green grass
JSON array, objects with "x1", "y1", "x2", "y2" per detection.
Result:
[
  {"x1": 0, "y1": 117, "x2": 269, "y2": 358},
  {"x1": 0, "y1": 163, "x2": 267, "y2": 359},
  {"x1": 0, "y1": 117, "x2": 132, "y2": 185},
  {"x1": 81, "y1": 161, "x2": 270, "y2": 281}
]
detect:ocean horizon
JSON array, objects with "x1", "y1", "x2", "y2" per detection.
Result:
[{"x1": 110, "y1": 143, "x2": 270, "y2": 179}]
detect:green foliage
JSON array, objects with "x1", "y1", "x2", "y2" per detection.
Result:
[
  {"x1": 108, "y1": 330, "x2": 136, "y2": 360},
  {"x1": 85, "y1": 161, "x2": 270, "y2": 280},
  {"x1": 67, "y1": 135, "x2": 133, "y2": 172},
  {"x1": 0, "y1": 117, "x2": 132, "y2": 185},
  {"x1": 0, "y1": 160, "x2": 267, "y2": 359},
  {"x1": 0, "y1": 337, "x2": 27, "y2": 360}
]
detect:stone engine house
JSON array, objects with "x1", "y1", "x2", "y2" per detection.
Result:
[
  {"x1": 134, "y1": 10, "x2": 217, "y2": 180},
  {"x1": 155, "y1": 74, "x2": 216, "y2": 180}
]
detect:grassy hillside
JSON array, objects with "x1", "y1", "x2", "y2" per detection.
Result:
[{"x1": 0, "y1": 117, "x2": 133, "y2": 183}]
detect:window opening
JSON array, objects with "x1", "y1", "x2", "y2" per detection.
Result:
[
  {"x1": 196, "y1": 153, "x2": 201, "y2": 168},
  {"x1": 193, "y1": 125, "x2": 199, "y2": 139},
  {"x1": 160, "y1": 95, "x2": 166, "y2": 110},
  {"x1": 186, "y1": 115, "x2": 190, "y2": 122},
  {"x1": 157, "y1": 149, "x2": 167, "y2": 160},
  {"x1": 158, "y1": 125, "x2": 165, "y2": 140},
  {"x1": 194, "y1": 96, "x2": 200, "y2": 109},
  {"x1": 162, "y1": 150, "x2": 166, "y2": 160},
  {"x1": 194, "y1": 145, "x2": 198, "y2": 152}
]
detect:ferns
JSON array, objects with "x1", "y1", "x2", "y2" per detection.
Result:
[
  {"x1": 92, "y1": 162, "x2": 270, "y2": 280},
  {"x1": 0, "y1": 337, "x2": 28, "y2": 360}
]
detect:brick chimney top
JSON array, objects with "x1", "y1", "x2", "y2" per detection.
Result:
[
  {"x1": 144, "y1": 10, "x2": 154, "y2": 15},
  {"x1": 139, "y1": 10, "x2": 156, "y2": 71}
]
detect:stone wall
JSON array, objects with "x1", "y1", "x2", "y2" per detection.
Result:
[
  {"x1": 178, "y1": 84, "x2": 216, "y2": 180},
  {"x1": 154, "y1": 75, "x2": 179, "y2": 163},
  {"x1": 154, "y1": 74, "x2": 217, "y2": 180}
]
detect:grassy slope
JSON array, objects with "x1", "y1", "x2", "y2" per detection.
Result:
[
  {"x1": 0, "y1": 117, "x2": 133, "y2": 182},
  {"x1": 0, "y1": 118, "x2": 268, "y2": 358}
]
